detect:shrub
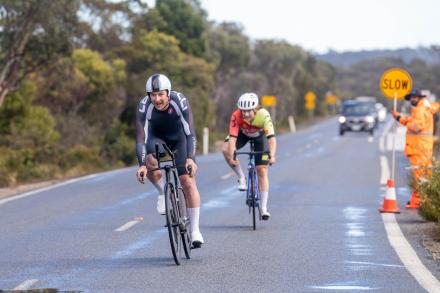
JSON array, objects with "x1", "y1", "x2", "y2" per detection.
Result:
[{"x1": 419, "y1": 161, "x2": 440, "y2": 223}]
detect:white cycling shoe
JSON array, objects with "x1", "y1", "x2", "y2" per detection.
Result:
[
  {"x1": 191, "y1": 230, "x2": 204, "y2": 248},
  {"x1": 261, "y1": 208, "x2": 271, "y2": 220},
  {"x1": 238, "y1": 177, "x2": 247, "y2": 191},
  {"x1": 156, "y1": 194, "x2": 165, "y2": 215}
]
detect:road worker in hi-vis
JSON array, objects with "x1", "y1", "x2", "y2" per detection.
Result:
[
  {"x1": 428, "y1": 100, "x2": 440, "y2": 137},
  {"x1": 391, "y1": 88, "x2": 434, "y2": 208}
]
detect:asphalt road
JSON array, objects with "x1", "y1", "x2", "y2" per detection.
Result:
[{"x1": 0, "y1": 117, "x2": 439, "y2": 292}]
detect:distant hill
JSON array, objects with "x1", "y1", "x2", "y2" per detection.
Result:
[{"x1": 316, "y1": 46, "x2": 440, "y2": 67}]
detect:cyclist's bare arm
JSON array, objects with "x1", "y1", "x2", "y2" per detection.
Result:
[
  {"x1": 227, "y1": 136, "x2": 239, "y2": 166},
  {"x1": 268, "y1": 136, "x2": 277, "y2": 164}
]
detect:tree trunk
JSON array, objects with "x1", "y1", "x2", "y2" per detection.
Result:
[{"x1": 0, "y1": 86, "x2": 10, "y2": 108}]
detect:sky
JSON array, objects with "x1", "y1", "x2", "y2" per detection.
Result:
[{"x1": 199, "y1": 0, "x2": 440, "y2": 54}]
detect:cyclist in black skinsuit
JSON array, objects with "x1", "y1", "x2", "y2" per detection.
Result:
[{"x1": 135, "y1": 73, "x2": 204, "y2": 248}]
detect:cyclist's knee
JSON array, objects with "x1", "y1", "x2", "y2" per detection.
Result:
[
  {"x1": 221, "y1": 142, "x2": 229, "y2": 156},
  {"x1": 181, "y1": 176, "x2": 199, "y2": 194},
  {"x1": 146, "y1": 154, "x2": 158, "y2": 169},
  {"x1": 256, "y1": 165, "x2": 268, "y2": 175},
  {"x1": 180, "y1": 175, "x2": 193, "y2": 187}
]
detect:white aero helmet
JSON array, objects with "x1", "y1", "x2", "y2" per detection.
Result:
[
  {"x1": 237, "y1": 92, "x2": 259, "y2": 110},
  {"x1": 146, "y1": 73, "x2": 171, "y2": 95}
]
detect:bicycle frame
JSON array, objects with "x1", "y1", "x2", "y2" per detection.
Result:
[
  {"x1": 154, "y1": 143, "x2": 191, "y2": 265},
  {"x1": 246, "y1": 141, "x2": 260, "y2": 212},
  {"x1": 234, "y1": 140, "x2": 269, "y2": 230}
]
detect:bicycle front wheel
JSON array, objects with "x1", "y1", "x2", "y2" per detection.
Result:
[
  {"x1": 250, "y1": 172, "x2": 257, "y2": 231},
  {"x1": 178, "y1": 187, "x2": 191, "y2": 259},
  {"x1": 165, "y1": 183, "x2": 182, "y2": 265}
]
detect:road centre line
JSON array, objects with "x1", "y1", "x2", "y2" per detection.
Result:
[
  {"x1": 221, "y1": 171, "x2": 234, "y2": 180},
  {"x1": 310, "y1": 285, "x2": 377, "y2": 290},
  {"x1": 382, "y1": 214, "x2": 440, "y2": 292},
  {"x1": 380, "y1": 156, "x2": 390, "y2": 185},
  {"x1": 379, "y1": 119, "x2": 393, "y2": 152},
  {"x1": 344, "y1": 260, "x2": 404, "y2": 268},
  {"x1": 379, "y1": 136, "x2": 385, "y2": 152},
  {"x1": 115, "y1": 218, "x2": 143, "y2": 232},
  {"x1": 14, "y1": 279, "x2": 39, "y2": 290}
]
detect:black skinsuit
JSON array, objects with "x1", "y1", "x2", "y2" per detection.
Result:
[{"x1": 136, "y1": 91, "x2": 197, "y2": 175}]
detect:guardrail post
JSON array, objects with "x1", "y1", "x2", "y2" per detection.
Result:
[
  {"x1": 203, "y1": 127, "x2": 209, "y2": 155},
  {"x1": 288, "y1": 115, "x2": 296, "y2": 133}
]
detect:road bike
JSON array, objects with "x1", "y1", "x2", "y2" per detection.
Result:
[
  {"x1": 234, "y1": 140, "x2": 270, "y2": 230},
  {"x1": 153, "y1": 143, "x2": 192, "y2": 265}
]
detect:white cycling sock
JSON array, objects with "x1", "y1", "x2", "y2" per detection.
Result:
[
  {"x1": 188, "y1": 207, "x2": 200, "y2": 233},
  {"x1": 260, "y1": 191, "x2": 269, "y2": 210},
  {"x1": 153, "y1": 177, "x2": 164, "y2": 195},
  {"x1": 233, "y1": 165, "x2": 245, "y2": 179}
]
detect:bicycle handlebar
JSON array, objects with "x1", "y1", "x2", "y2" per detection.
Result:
[{"x1": 233, "y1": 150, "x2": 271, "y2": 161}]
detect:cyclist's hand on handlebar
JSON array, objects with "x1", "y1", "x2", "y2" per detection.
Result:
[
  {"x1": 228, "y1": 157, "x2": 239, "y2": 167},
  {"x1": 136, "y1": 166, "x2": 148, "y2": 184},
  {"x1": 269, "y1": 155, "x2": 276, "y2": 165},
  {"x1": 186, "y1": 158, "x2": 197, "y2": 177}
]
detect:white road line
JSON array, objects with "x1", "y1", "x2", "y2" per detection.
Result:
[
  {"x1": 221, "y1": 171, "x2": 234, "y2": 180},
  {"x1": 368, "y1": 136, "x2": 373, "y2": 143},
  {"x1": 310, "y1": 285, "x2": 377, "y2": 290},
  {"x1": 344, "y1": 260, "x2": 404, "y2": 268},
  {"x1": 14, "y1": 279, "x2": 38, "y2": 290},
  {"x1": 379, "y1": 119, "x2": 393, "y2": 152},
  {"x1": 379, "y1": 119, "x2": 440, "y2": 292},
  {"x1": 380, "y1": 156, "x2": 390, "y2": 185},
  {"x1": 115, "y1": 219, "x2": 142, "y2": 232},
  {"x1": 379, "y1": 135, "x2": 385, "y2": 152},
  {"x1": 0, "y1": 174, "x2": 98, "y2": 206},
  {"x1": 382, "y1": 214, "x2": 440, "y2": 292}
]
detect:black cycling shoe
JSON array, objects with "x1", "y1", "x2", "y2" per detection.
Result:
[
  {"x1": 261, "y1": 210, "x2": 271, "y2": 220},
  {"x1": 192, "y1": 241, "x2": 202, "y2": 249}
]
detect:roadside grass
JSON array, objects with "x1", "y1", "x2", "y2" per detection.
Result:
[{"x1": 418, "y1": 154, "x2": 440, "y2": 236}]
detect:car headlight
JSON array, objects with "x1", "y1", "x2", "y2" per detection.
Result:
[
  {"x1": 365, "y1": 115, "x2": 374, "y2": 123},
  {"x1": 338, "y1": 116, "x2": 346, "y2": 123}
]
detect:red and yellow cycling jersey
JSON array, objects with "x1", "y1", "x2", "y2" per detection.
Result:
[{"x1": 229, "y1": 108, "x2": 275, "y2": 138}]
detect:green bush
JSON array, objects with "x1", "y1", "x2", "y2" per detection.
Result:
[
  {"x1": 419, "y1": 161, "x2": 440, "y2": 223},
  {"x1": 64, "y1": 145, "x2": 106, "y2": 170},
  {"x1": 101, "y1": 119, "x2": 134, "y2": 165}
]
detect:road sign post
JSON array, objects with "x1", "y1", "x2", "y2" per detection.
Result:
[{"x1": 380, "y1": 68, "x2": 412, "y2": 181}]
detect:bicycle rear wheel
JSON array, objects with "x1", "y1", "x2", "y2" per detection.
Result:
[
  {"x1": 165, "y1": 183, "x2": 182, "y2": 265},
  {"x1": 178, "y1": 187, "x2": 191, "y2": 259}
]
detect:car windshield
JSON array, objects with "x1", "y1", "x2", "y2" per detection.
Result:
[{"x1": 342, "y1": 104, "x2": 371, "y2": 115}]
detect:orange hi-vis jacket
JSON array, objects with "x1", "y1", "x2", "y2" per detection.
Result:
[
  {"x1": 429, "y1": 101, "x2": 440, "y2": 114},
  {"x1": 397, "y1": 99, "x2": 434, "y2": 158}
]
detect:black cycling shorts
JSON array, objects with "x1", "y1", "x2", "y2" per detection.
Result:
[
  {"x1": 225, "y1": 130, "x2": 269, "y2": 166},
  {"x1": 146, "y1": 132, "x2": 189, "y2": 176}
]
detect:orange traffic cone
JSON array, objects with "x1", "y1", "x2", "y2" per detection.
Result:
[
  {"x1": 406, "y1": 192, "x2": 421, "y2": 209},
  {"x1": 379, "y1": 179, "x2": 400, "y2": 213}
]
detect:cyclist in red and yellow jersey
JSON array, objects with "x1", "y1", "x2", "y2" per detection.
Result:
[{"x1": 222, "y1": 93, "x2": 277, "y2": 220}]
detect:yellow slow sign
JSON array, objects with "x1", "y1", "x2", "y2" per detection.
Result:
[{"x1": 380, "y1": 68, "x2": 412, "y2": 99}]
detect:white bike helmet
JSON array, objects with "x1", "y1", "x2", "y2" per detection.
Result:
[
  {"x1": 146, "y1": 73, "x2": 171, "y2": 95},
  {"x1": 237, "y1": 92, "x2": 259, "y2": 110}
]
